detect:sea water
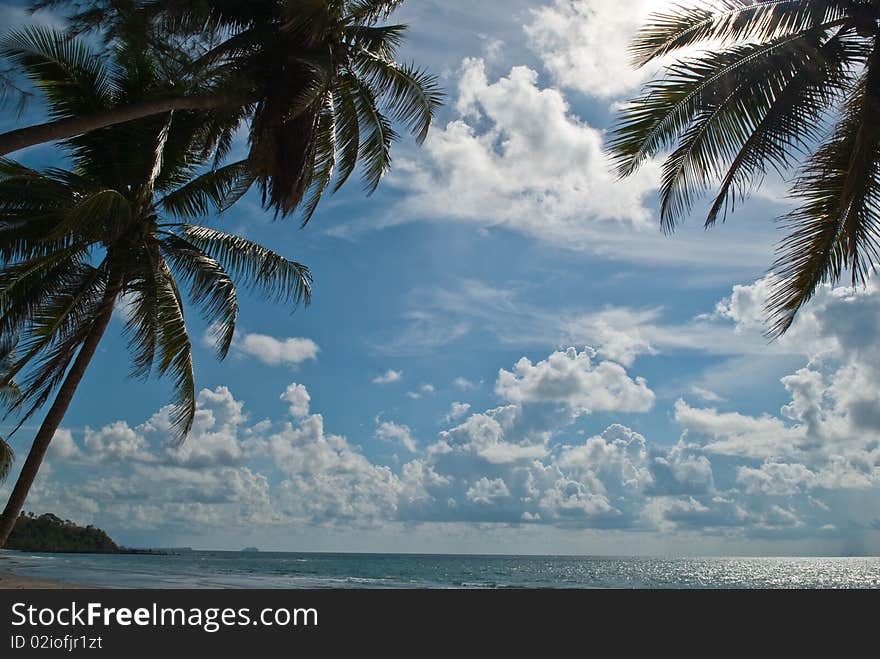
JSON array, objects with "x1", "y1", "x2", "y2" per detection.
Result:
[{"x1": 3, "y1": 551, "x2": 880, "y2": 589}]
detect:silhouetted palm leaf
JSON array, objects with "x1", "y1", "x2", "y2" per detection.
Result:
[
  {"x1": 611, "y1": 0, "x2": 880, "y2": 334},
  {"x1": 1, "y1": 0, "x2": 443, "y2": 223},
  {"x1": 1, "y1": 28, "x2": 313, "y2": 440}
]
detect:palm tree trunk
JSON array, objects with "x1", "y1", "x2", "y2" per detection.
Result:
[
  {"x1": 0, "y1": 275, "x2": 122, "y2": 547},
  {"x1": 0, "y1": 95, "x2": 238, "y2": 158}
]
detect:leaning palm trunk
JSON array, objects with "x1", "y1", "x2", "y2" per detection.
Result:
[
  {"x1": 0, "y1": 95, "x2": 236, "y2": 157},
  {"x1": 0, "y1": 277, "x2": 120, "y2": 547}
]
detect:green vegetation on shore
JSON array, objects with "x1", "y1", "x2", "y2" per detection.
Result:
[{"x1": 6, "y1": 512, "x2": 120, "y2": 553}]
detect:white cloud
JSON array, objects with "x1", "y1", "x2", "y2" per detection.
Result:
[
  {"x1": 47, "y1": 429, "x2": 82, "y2": 462},
  {"x1": 373, "y1": 370, "x2": 403, "y2": 385},
  {"x1": 561, "y1": 308, "x2": 660, "y2": 367},
  {"x1": 524, "y1": 0, "x2": 662, "y2": 98},
  {"x1": 267, "y1": 415, "x2": 401, "y2": 523},
  {"x1": 690, "y1": 387, "x2": 726, "y2": 403},
  {"x1": 382, "y1": 277, "x2": 770, "y2": 361},
  {"x1": 466, "y1": 477, "x2": 510, "y2": 505},
  {"x1": 454, "y1": 377, "x2": 479, "y2": 391},
  {"x1": 280, "y1": 383, "x2": 311, "y2": 419},
  {"x1": 234, "y1": 333, "x2": 319, "y2": 367},
  {"x1": 350, "y1": 58, "x2": 661, "y2": 250},
  {"x1": 446, "y1": 402, "x2": 472, "y2": 423},
  {"x1": 675, "y1": 399, "x2": 804, "y2": 460},
  {"x1": 736, "y1": 463, "x2": 817, "y2": 496},
  {"x1": 144, "y1": 387, "x2": 246, "y2": 469},
  {"x1": 433, "y1": 404, "x2": 548, "y2": 466},
  {"x1": 83, "y1": 421, "x2": 152, "y2": 463},
  {"x1": 495, "y1": 347, "x2": 655, "y2": 415},
  {"x1": 406, "y1": 384, "x2": 437, "y2": 400},
  {"x1": 13, "y1": 274, "x2": 880, "y2": 550},
  {"x1": 375, "y1": 420, "x2": 419, "y2": 453}
]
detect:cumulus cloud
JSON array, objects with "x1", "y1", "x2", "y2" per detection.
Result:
[
  {"x1": 83, "y1": 421, "x2": 152, "y2": 463},
  {"x1": 144, "y1": 387, "x2": 247, "y2": 469},
  {"x1": 375, "y1": 420, "x2": 419, "y2": 453},
  {"x1": 495, "y1": 347, "x2": 655, "y2": 415},
  {"x1": 466, "y1": 477, "x2": 510, "y2": 505},
  {"x1": 47, "y1": 429, "x2": 82, "y2": 462},
  {"x1": 524, "y1": 0, "x2": 662, "y2": 98},
  {"x1": 234, "y1": 333, "x2": 319, "y2": 367},
  {"x1": 14, "y1": 275, "x2": 880, "y2": 549},
  {"x1": 373, "y1": 370, "x2": 403, "y2": 385},
  {"x1": 266, "y1": 414, "x2": 401, "y2": 523},
  {"x1": 280, "y1": 384, "x2": 311, "y2": 419},
  {"x1": 354, "y1": 57, "x2": 661, "y2": 250},
  {"x1": 433, "y1": 405, "x2": 548, "y2": 466},
  {"x1": 675, "y1": 274, "x2": 880, "y2": 503},
  {"x1": 446, "y1": 402, "x2": 472, "y2": 423}
]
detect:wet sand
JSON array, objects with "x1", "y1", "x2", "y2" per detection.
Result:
[
  {"x1": 0, "y1": 570, "x2": 75, "y2": 589},
  {"x1": 0, "y1": 553, "x2": 89, "y2": 589}
]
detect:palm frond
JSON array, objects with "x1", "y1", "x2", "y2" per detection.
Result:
[
  {"x1": 354, "y1": 55, "x2": 443, "y2": 144},
  {"x1": 705, "y1": 28, "x2": 862, "y2": 226},
  {"x1": 52, "y1": 187, "x2": 133, "y2": 245},
  {"x1": 158, "y1": 159, "x2": 253, "y2": 219},
  {"x1": 121, "y1": 251, "x2": 161, "y2": 380},
  {"x1": 0, "y1": 25, "x2": 115, "y2": 119},
  {"x1": 177, "y1": 225, "x2": 312, "y2": 307},
  {"x1": 610, "y1": 24, "x2": 850, "y2": 178},
  {"x1": 331, "y1": 74, "x2": 361, "y2": 193},
  {"x1": 160, "y1": 233, "x2": 238, "y2": 359},
  {"x1": 631, "y1": 0, "x2": 849, "y2": 67},
  {"x1": 6, "y1": 264, "x2": 110, "y2": 425},
  {"x1": 344, "y1": 23, "x2": 407, "y2": 59},
  {"x1": 611, "y1": 28, "x2": 857, "y2": 230},
  {"x1": 0, "y1": 335, "x2": 20, "y2": 409},
  {"x1": 297, "y1": 96, "x2": 336, "y2": 226},
  {"x1": 1, "y1": 262, "x2": 107, "y2": 416},
  {"x1": 0, "y1": 436, "x2": 12, "y2": 483},
  {"x1": 768, "y1": 45, "x2": 880, "y2": 335},
  {"x1": 153, "y1": 258, "x2": 196, "y2": 439},
  {"x1": 345, "y1": 0, "x2": 406, "y2": 25},
  {"x1": 0, "y1": 246, "x2": 91, "y2": 331},
  {"x1": 248, "y1": 92, "x2": 322, "y2": 217},
  {"x1": 346, "y1": 70, "x2": 397, "y2": 193}
]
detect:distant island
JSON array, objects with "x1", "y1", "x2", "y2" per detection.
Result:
[
  {"x1": 5, "y1": 512, "x2": 166, "y2": 554},
  {"x1": 241, "y1": 547, "x2": 260, "y2": 553}
]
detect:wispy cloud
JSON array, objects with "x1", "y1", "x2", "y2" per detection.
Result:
[{"x1": 373, "y1": 370, "x2": 403, "y2": 385}]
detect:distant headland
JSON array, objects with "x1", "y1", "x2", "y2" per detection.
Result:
[{"x1": 5, "y1": 512, "x2": 167, "y2": 555}]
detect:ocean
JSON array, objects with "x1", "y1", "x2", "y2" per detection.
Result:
[{"x1": 3, "y1": 551, "x2": 880, "y2": 588}]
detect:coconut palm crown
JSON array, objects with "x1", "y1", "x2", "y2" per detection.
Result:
[
  {"x1": 3, "y1": 0, "x2": 444, "y2": 222},
  {"x1": 0, "y1": 30, "x2": 311, "y2": 545},
  {"x1": 608, "y1": 0, "x2": 880, "y2": 335}
]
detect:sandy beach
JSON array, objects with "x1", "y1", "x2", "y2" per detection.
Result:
[
  {"x1": 0, "y1": 553, "x2": 88, "y2": 589},
  {"x1": 0, "y1": 570, "x2": 74, "y2": 589}
]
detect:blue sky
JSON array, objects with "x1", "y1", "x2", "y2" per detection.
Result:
[{"x1": 2, "y1": 0, "x2": 880, "y2": 556}]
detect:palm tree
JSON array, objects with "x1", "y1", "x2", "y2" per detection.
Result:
[
  {"x1": 0, "y1": 36, "x2": 312, "y2": 547},
  {"x1": 609, "y1": 0, "x2": 880, "y2": 334},
  {"x1": 0, "y1": 339, "x2": 20, "y2": 483},
  {"x1": 1, "y1": 0, "x2": 443, "y2": 220}
]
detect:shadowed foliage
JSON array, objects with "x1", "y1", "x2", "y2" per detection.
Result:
[
  {"x1": 0, "y1": 30, "x2": 312, "y2": 546},
  {"x1": 609, "y1": 0, "x2": 880, "y2": 335},
  {"x1": 6, "y1": 512, "x2": 120, "y2": 553},
  {"x1": 1, "y1": 0, "x2": 443, "y2": 221}
]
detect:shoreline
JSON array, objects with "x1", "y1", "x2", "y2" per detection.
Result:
[
  {"x1": 0, "y1": 570, "x2": 83, "y2": 589},
  {"x1": 0, "y1": 553, "x2": 90, "y2": 589}
]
